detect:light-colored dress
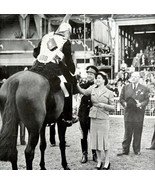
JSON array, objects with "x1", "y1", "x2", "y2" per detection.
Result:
[{"x1": 84, "y1": 84, "x2": 115, "y2": 150}]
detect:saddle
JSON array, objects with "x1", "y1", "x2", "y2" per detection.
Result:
[{"x1": 29, "y1": 60, "x2": 61, "y2": 93}]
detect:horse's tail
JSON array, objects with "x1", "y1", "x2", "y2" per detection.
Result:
[{"x1": 0, "y1": 79, "x2": 19, "y2": 161}]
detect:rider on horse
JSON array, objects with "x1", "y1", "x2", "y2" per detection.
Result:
[{"x1": 31, "y1": 17, "x2": 77, "y2": 125}]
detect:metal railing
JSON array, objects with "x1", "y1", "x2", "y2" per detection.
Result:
[{"x1": 112, "y1": 97, "x2": 155, "y2": 116}]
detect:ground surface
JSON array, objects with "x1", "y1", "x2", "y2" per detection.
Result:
[{"x1": 0, "y1": 116, "x2": 154, "y2": 170}]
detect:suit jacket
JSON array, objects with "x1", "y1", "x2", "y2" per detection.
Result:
[
  {"x1": 119, "y1": 83, "x2": 149, "y2": 122},
  {"x1": 84, "y1": 84, "x2": 115, "y2": 120}
]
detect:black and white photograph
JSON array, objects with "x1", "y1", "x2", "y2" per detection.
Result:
[{"x1": 0, "y1": 3, "x2": 154, "y2": 183}]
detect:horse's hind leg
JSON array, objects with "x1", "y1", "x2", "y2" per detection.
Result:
[
  {"x1": 19, "y1": 122, "x2": 26, "y2": 145},
  {"x1": 39, "y1": 124, "x2": 47, "y2": 170},
  {"x1": 25, "y1": 131, "x2": 39, "y2": 170},
  {"x1": 57, "y1": 116, "x2": 70, "y2": 170},
  {"x1": 10, "y1": 149, "x2": 18, "y2": 170}
]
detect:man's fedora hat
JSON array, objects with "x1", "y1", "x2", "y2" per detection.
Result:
[{"x1": 86, "y1": 65, "x2": 98, "y2": 74}]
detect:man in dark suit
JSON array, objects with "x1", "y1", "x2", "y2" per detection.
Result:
[
  {"x1": 146, "y1": 125, "x2": 155, "y2": 150},
  {"x1": 117, "y1": 72, "x2": 149, "y2": 156},
  {"x1": 146, "y1": 82, "x2": 155, "y2": 150},
  {"x1": 78, "y1": 65, "x2": 98, "y2": 163}
]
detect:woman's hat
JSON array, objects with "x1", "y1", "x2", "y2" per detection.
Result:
[
  {"x1": 86, "y1": 65, "x2": 98, "y2": 74},
  {"x1": 97, "y1": 70, "x2": 108, "y2": 85}
]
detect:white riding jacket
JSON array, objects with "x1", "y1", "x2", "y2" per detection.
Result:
[{"x1": 37, "y1": 32, "x2": 67, "y2": 64}]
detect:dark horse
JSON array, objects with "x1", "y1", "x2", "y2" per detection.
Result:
[{"x1": 0, "y1": 70, "x2": 70, "y2": 170}]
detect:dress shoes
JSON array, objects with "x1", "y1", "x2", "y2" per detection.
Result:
[
  {"x1": 146, "y1": 147, "x2": 155, "y2": 150},
  {"x1": 92, "y1": 153, "x2": 97, "y2": 162},
  {"x1": 117, "y1": 152, "x2": 129, "y2": 156},
  {"x1": 134, "y1": 152, "x2": 141, "y2": 155},
  {"x1": 103, "y1": 163, "x2": 111, "y2": 170},
  {"x1": 95, "y1": 162, "x2": 103, "y2": 170},
  {"x1": 65, "y1": 143, "x2": 70, "y2": 147},
  {"x1": 81, "y1": 154, "x2": 88, "y2": 163}
]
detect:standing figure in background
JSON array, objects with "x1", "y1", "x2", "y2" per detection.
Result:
[
  {"x1": 78, "y1": 65, "x2": 98, "y2": 163},
  {"x1": 146, "y1": 81, "x2": 155, "y2": 150},
  {"x1": 120, "y1": 60, "x2": 127, "y2": 71},
  {"x1": 71, "y1": 27, "x2": 78, "y2": 39},
  {"x1": 139, "y1": 49, "x2": 145, "y2": 66},
  {"x1": 148, "y1": 47, "x2": 155, "y2": 65},
  {"x1": 77, "y1": 27, "x2": 84, "y2": 39},
  {"x1": 146, "y1": 125, "x2": 155, "y2": 150},
  {"x1": 117, "y1": 72, "x2": 149, "y2": 156},
  {"x1": 132, "y1": 53, "x2": 140, "y2": 71}
]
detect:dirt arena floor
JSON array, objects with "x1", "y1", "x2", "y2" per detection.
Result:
[{"x1": 0, "y1": 116, "x2": 154, "y2": 170}]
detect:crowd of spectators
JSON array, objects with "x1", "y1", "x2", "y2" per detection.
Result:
[
  {"x1": 70, "y1": 27, "x2": 91, "y2": 39},
  {"x1": 125, "y1": 41, "x2": 155, "y2": 68},
  {"x1": 107, "y1": 41, "x2": 155, "y2": 99},
  {"x1": 76, "y1": 65, "x2": 155, "y2": 99},
  {"x1": 108, "y1": 67, "x2": 155, "y2": 98}
]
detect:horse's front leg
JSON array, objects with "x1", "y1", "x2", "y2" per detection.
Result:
[
  {"x1": 39, "y1": 124, "x2": 47, "y2": 170},
  {"x1": 57, "y1": 118, "x2": 70, "y2": 170}
]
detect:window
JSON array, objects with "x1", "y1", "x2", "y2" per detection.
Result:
[{"x1": 70, "y1": 20, "x2": 91, "y2": 40}]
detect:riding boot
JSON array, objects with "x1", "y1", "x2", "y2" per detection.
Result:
[
  {"x1": 81, "y1": 139, "x2": 88, "y2": 163},
  {"x1": 72, "y1": 76, "x2": 79, "y2": 95},
  {"x1": 61, "y1": 83, "x2": 73, "y2": 127}
]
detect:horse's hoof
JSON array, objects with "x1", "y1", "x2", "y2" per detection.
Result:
[{"x1": 64, "y1": 166, "x2": 70, "y2": 170}]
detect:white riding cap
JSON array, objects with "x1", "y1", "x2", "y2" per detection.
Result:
[{"x1": 58, "y1": 23, "x2": 72, "y2": 33}]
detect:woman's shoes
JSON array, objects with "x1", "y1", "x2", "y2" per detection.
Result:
[
  {"x1": 102, "y1": 163, "x2": 111, "y2": 170},
  {"x1": 95, "y1": 162, "x2": 103, "y2": 170},
  {"x1": 92, "y1": 153, "x2": 97, "y2": 162}
]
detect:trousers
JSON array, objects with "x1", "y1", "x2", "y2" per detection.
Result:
[
  {"x1": 80, "y1": 120, "x2": 96, "y2": 155},
  {"x1": 122, "y1": 121, "x2": 143, "y2": 153}
]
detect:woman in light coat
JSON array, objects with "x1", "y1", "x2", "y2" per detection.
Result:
[{"x1": 77, "y1": 71, "x2": 115, "y2": 170}]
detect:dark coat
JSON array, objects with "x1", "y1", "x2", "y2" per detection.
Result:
[
  {"x1": 119, "y1": 83, "x2": 149, "y2": 122},
  {"x1": 78, "y1": 81, "x2": 94, "y2": 123},
  {"x1": 59, "y1": 40, "x2": 76, "y2": 85},
  {"x1": 61, "y1": 40, "x2": 75, "y2": 74},
  {"x1": 151, "y1": 126, "x2": 155, "y2": 148}
]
